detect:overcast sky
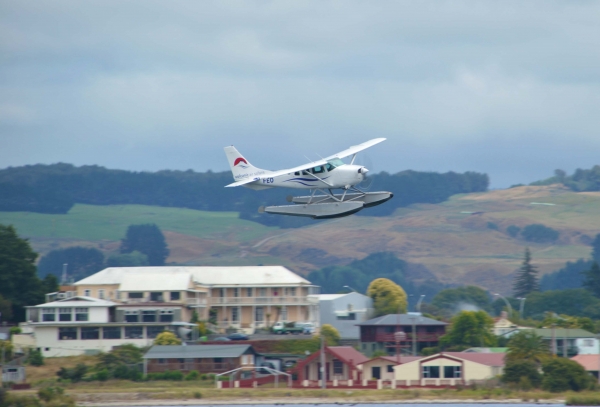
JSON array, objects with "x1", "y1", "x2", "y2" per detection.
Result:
[{"x1": 1, "y1": 1, "x2": 599, "y2": 188}]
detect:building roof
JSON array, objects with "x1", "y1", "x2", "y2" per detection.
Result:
[
  {"x1": 530, "y1": 328, "x2": 596, "y2": 339},
  {"x1": 143, "y1": 344, "x2": 253, "y2": 359},
  {"x1": 327, "y1": 346, "x2": 369, "y2": 365},
  {"x1": 315, "y1": 294, "x2": 346, "y2": 300},
  {"x1": 463, "y1": 347, "x2": 508, "y2": 353},
  {"x1": 119, "y1": 272, "x2": 192, "y2": 291},
  {"x1": 357, "y1": 314, "x2": 448, "y2": 326},
  {"x1": 571, "y1": 354, "x2": 600, "y2": 371},
  {"x1": 358, "y1": 355, "x2": 423, "y2": 366},
  {"x1": 444, "y1": 352, "x2": 505, "y2": 366},
  {"x1": 75, "y1": 266, "x2": 311, "y2": 287},
  {"x1": 30, "y1": 296, "x2": 116, "y2": 308}
]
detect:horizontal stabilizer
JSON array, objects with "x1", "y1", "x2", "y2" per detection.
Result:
[{"x1": 225, "y1": 177, "x2": 259, "y2": 188}]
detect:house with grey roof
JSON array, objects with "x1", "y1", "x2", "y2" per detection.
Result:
[
  {"x1": 357, "y1": 313, "x2": 448, "y2": 356},
  {"x1": 143, "y1": 344, "x2": 258, "y2": 374}
]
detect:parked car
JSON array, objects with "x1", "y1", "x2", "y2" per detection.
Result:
[
  {"x1": 213, "y1": 337, "x2": 231, "y2": 341},
  {"x1": 227, "y1": 333, "x2": 249, "y2": 341},
  {"x1": 272, "y1": 321, "x2": 303, "y2": 335},
  {"x1": 299, "y1": 322, "x2": 316, "y2": 335}
]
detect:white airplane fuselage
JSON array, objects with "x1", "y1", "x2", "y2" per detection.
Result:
[{"x1": 241, "y1": 164, "x2": 368, "y2": 191}]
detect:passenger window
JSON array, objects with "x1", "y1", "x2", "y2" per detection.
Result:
[
  {"x1": 313, "y1": 166, "x2": 324, "y2": 174},
  {"x1": 294, "y1": 171, "x2": 300, "y2": 175},
  {"x1": 302, "y1": 170, "x2": 310, "y2": 175},
  {"x1": 325, "y1": 164, "x2": 334, "y2": 172}
]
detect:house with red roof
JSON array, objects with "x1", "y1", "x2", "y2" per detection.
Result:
[
  {"x1": 392, "y1": 352, "x2": 505, "y2": 387},
  {"x1": 291, "y1": 346, "x2": 369, "y2": 384},
  {"x1": 571, "y1": 354, "x2": 600, "y2": 379},
  {"x1": 358, "y1": 355, "x2": 423, "y2": 381}
]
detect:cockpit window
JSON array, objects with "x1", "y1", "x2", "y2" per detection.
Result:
[
  {"x1": 327, "y1": 158, "x2": 344, "y2": 168},
  {"x1": 325, "y1": 164, "x2": 335, "y2": 172},
  {"x1": 312, "y1": 166, "x2": 325, "y2": 174}
]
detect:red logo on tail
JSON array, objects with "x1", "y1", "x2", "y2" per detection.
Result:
[{"x1": 234, "y1": 157, "x2": 248, "y2": 166}]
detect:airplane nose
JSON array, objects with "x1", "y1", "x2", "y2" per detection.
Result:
[{"x1": 358, "y1": 167, "x2": 369, "y2": 175}]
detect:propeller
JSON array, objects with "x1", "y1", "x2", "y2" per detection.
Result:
[{"x1": 356, "y1": 154, "x2": 375, "y2": 191}]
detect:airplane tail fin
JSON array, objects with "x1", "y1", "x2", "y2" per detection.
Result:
[{"x1": 224, "y1": 145, "x2": 265, "y2": 180}]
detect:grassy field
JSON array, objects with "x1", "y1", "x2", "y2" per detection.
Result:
[{"x1": 0, "y1": 204, "x2": 276, "y2": 243}]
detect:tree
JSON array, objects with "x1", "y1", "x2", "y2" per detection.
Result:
[
  {"x1": 153, "y1": 331, "x2": 181, "y2": 345},
  {"x1": 513, "y1": 248, "x2": 539, "y2": 297},
  {"x1": 37, "y1": 246, "x2": 105, "y2": 281},
  {"x1": 582, "y1": 262, "x2": 600, "y2": 298},
  {"x1": 506, "y1": 225, "x2": 521, "y2": 238},
  {"x1": 27, "y1": 348, "x2": 44, "y2": 366},
  {"x1": 520, "y1": 224, "x2": 560, "y2": 243},
  {"x1": 506, "y1": 330, "x2": 550, "y2": 365},
  {"x1": 431, "y1": 286, "x2": 492, "y2": 314},
  {"x1": 541, "y1": 358, "x2": 593, "y2": 392},
  {"x1": 367, "y1": 278, "x2": 407, "y2": 317},
  {"x1": 41, "y1": 274, "x2": 59, "y2": 294},
  {"x1": 106, "y1": 251, "x2": 149, "y2": 267},
  {"x1": 525, "y1": 289, "x2": 600, "y2": 319},
  {"x1": 320, "y1": 324, "x2": 340, "y2": 346},
  {"x1": 501, "y1": 360, "x2": 541, "y2": 388},
  {"x1": 0, "y1": 295, "x2": 12, "y2": 323},
  {"x1": 592, "y1": 233, "x2": 600, "y2": 263},
  {"x1": 0, "y1": 224, "x2": 43, "y2": 322},
  {"x1": 439, "y1": 310, "x2": 497, "y2": 349},
  {"x1": 120, "y1": 224, "x2": 169, "y2": 266}
]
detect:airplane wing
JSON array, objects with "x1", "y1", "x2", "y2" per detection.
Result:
[
  {"x1": 225, "y1": 177, "x2": 260, "y2": 188},
  {"x1": 263, "y1": 138, "x2": 386, "y2": 179}
]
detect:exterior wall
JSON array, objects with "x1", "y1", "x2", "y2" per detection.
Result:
[
  {"x1": 76, "y1": 285, "x2": 120, "y2": 300},
  {"x1": 361, "y1": 359, "x2": 397, "y2": 381},
  {"x1": 576, "y1": 338, "x2": 600, "y2": 355},
  {"x1": 146, "y1": 355, "x2": 252, "y2": 374},
  {"x1": 300, "y1": 353, "x2": 355, "y2": 381},
  {"x1": 394, "y1": 357, "x2": 500, "y2": 382},
  {"x1": 319, "y1": 293, "x2": 373, "y2": 339},
  {"x1": 394, "y1": 359, "x2": 421, "y2": 381},
  {"x1": 33, "y1": 325, "x2": 171, "y2": 357}
]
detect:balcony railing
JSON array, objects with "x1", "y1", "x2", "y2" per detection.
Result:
[
  {"x1": 374, "y1": 332, "x2": 444, "y2": 342},
  {"x1": 185, "y1": 298, "x2": 208, "y2": 306},
  {"x1": 209, "y1": 296, "x2": 318, "y2": 306}
]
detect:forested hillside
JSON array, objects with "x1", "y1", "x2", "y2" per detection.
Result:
[
  {"x1": 531, "y1": 165, "x2": 600, "y2": 191},
  {"x1": 0, "y1": 164, "x2": 488, "y2": 227}
]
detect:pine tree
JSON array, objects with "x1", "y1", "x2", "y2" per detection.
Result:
[
  {"x1": 513, "y1": 248, "x2": 539, "y2": 297},
  {"x1": 120, "y1": 224, "x2": 169, "y2": 266},
  {"x1": 582, "y1": 262, "x2": 600, "y2": 298},
  {"x1": 591, "y1": 233, "x2": 600, "y2": 263}
]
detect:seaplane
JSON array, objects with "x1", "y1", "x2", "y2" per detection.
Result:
[{"x1": 224, "y1": 138, "x2": 393, "y2": 219}]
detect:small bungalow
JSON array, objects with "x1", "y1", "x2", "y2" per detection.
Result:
[
  {"x1": 571, "y1": 354, "x2": 600, "y2": 379},
  {"x1": 393, "y1": 352, "x2": 505, "y2": 387},
  {"x1": 143, "y1": 344, "x2": 257, "y2": 374},
  {"x1": 358, "y1": 356, "x2": 422, "y2": 381},
  {"x1": 292, "y1": 346, "x2": 369, "y2": 383}
]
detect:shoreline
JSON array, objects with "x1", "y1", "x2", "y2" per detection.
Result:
[{"x1": 77, "y1": 398, "x2": 566, "y2": 406}]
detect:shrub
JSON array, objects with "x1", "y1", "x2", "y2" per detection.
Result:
[
  {"x1": 542, "y1": 358, "x2": 593, "y2": 392},
  {"x1": 507, "y1": 225, "x2": 521, "y2": 238},
  {"x1": 193, "y1": 391, "x2": 202, "y2": 399},
  {"x1": 57, "y1": 364, "x2": 88, "y2": 383},
  {"x1": 28, "y1": 349, "x2": 45, "y2": 366},
  {"x1": 487, "y1": 222, "x2": 499, "y2": 231},
  {"x1": 502, "y1": 360, "x2": 541, "y2": 388},
  {"x1": 185, "y1": 371, "x2": 200, "y2": 381},
  {"x1": 521, "y1": 224, "x2": 560, "y2": 243},
  {"x1": 200, "y1": 373, "x2": 208, "y2": 380},
  {"x1": 94, "y1": 369, "x2": 109, "y2": 381}
]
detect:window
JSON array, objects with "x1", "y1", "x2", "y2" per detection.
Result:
[
  {"x1": 84, "y1": 290, "x2": 91, "y2": 297},
  {"x1": 214, "y1": 357, "x2": 223, "y2": 363},
  {"x1": 42, "y1": 308, "x2": 56, "y2": 322},
  {"x1": 294, "y1": 171, "x2": 300, "y2": 175},
  {"x1": 233, "y1": 288, "x2": 240, "y2": 297},
  {"x1": 337, "y1": 313, "x2": 356, "y2": 321},
  {"x1": 98, "y1": 289, "x2": 105, "y2": 299},
  {"x1": 150, "y1": 292, "x2": 162, "y2": 301},
  {"x1": 444, "y1": 366, "x2": 461, "y2": 378},
  {"x1": 116, "y1": 291, "x2": 121, "y2": 300},
  {"x1": 241, "y1": 355, "x2": 254, "y2": 365},
  {"x1": 170, "y1": 292, "x2": 180, "y2": 301},
  {"x1": 255, "y1": 307, "x2": 264, "y2": 322},
  {"x1": 219, "y1": 288, "x2": 225, "y2": 297},
  {"x1": 333, "y1": 359, "x2": 344, "y2": 374},
  {"x1": 147, "y1": 326, "x2": 166, "y2": 339},
  {"x1": 312, "y1": 166, "x2": 324, "y2": 174},
  {"x1": 142, "y1": 310, "x2": 156, "y2": 322},
  {"x1": 259, "y1": 288, "x2": 267, "y2": 297},
  {"x1": 125, "y1": 310, "x2": 139, "y2": 323},
  {"x1": 103, "y1": 327, "x2": 122, "y2": 339},
  {"x1": 289, "y1": 287, "x2": 296, "y2": 296},
  {"x1": 75, "y1": 308, "x2": 89, "y2": 321},
  {"x1": 583, "y1": 339, "x2": 594, "y2": 347},
  {"x1": 125, "y1": 326, "x2": 143, "y2": 339},
  {"x1": 246, "y1": 288, "x2": 253, "y2": 297},
  {"x1": 422, "y1": 366, "x2": 440, "y2": 378},
  {"x1": 232, "y1": 307, "x2": 239, "y2": 322},
  {"x1": 58, "y1": 327, "x2": 77, "y2": 340},
  {"x1": 129, "y1": 292, "x2": 143, "y2": 299},
  {"x1": 158, "y1": 358, "x2": 166, "y2": 364},
  {"x1": 273, "y1": 288, "x2": 279, "y2": 297},
  {"x1": 387, "y1": 365, "x2": 394, "y2": 373},
  {"x1": 160, "y1": 310, "x2": 174, "y2": 322},
  {"x1": 281, "y1": 306, "x2": 288, "y2": 321},
  {"x1": 59, "y1": 308, "x2": 72, "y2": 322},
  {"x1": 81, "y1": 327, "x2": 100, "y2": 340}
]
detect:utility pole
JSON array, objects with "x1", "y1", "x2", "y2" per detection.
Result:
[
  {"x1": 411, "y1": 316, "x2": 417, "y2": 356},
  {"x1": 320, "y1": 334, "x2": 326, "y2": 389}
]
